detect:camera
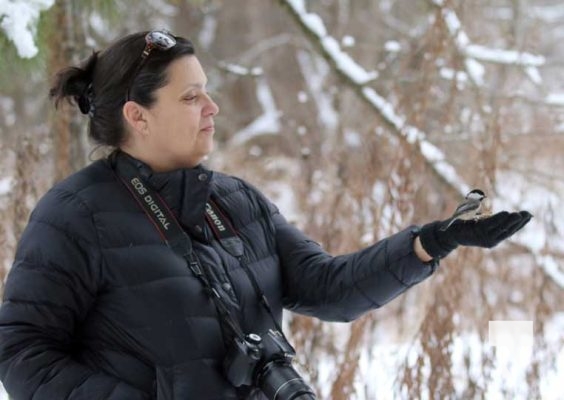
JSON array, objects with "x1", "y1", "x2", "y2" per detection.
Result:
[{"x1": 223, "y1": 329, "x2": 317, "y2": 400}]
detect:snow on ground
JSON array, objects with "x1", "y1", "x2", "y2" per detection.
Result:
[{"x1": 348, "y1": 314, "x2": 564, "y2": 400}]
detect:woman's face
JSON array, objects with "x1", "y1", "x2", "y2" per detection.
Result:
[{"x1": 141, "y1": 55, "x2": 219, "y2": 170}]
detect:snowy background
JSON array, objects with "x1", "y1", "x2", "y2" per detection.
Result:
[{"x1": 1, "y1": 0, "x2": 563, "y2": 398}]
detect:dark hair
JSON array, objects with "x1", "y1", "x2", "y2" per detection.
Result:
[{"x1": 49, "y1": 31, "x2": 195, "y2": 147}]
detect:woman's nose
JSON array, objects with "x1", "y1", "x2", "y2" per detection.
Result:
[{"x1": 204, "y1": 95, "x2": 219, "y2": 117}]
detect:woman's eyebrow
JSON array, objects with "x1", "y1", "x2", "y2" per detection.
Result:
[{"x1": 181, "y1": 82, "x2": 207, "y2": 92}]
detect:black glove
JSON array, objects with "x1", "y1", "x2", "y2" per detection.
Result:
[{"x1": 418, "y1": 211, "x2": 533, "y2": 260}]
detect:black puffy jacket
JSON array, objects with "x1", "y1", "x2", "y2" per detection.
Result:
[{"x1": 0, "y1": 152, "x2": 436, "y2": 399}]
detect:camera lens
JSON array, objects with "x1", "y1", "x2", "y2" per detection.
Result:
[{"x1": 257, "y1": 360, "x2": 316, "y2": 400}]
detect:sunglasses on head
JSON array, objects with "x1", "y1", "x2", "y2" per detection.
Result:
[{"x1": 125, "y1": 30, "x2": 176, "y2": 102}]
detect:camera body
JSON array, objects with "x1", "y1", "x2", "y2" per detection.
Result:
[{"x1": 223, "y1": 329, "x2": 316, "y2": 400}]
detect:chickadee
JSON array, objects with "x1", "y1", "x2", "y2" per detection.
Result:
[{"x1": 440, "y1": 189, "x2": 490, "y2": 231}]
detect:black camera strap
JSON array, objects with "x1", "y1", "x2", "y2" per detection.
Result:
[
  {"x1": 112, "y1": 154, "x2": 283, "y2": 340},
  {"x1": 203, "y1": 199, "x2": 284, "y2": 334},
  {"x1": 113, "y1": 156, "x2": 247, "y2": 342}
]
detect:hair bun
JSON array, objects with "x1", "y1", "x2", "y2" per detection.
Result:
[{"x1": 49, "y1": 51, "x2": 99, "y2": 116}]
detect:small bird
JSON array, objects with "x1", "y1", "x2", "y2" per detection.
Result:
[{"x1": 440, "y1": 189, "x2": 490, "y2": 231}]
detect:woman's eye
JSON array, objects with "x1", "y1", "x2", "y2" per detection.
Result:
[{"x1": 183, "y1": 90, "x2": 214, "y2": 103}]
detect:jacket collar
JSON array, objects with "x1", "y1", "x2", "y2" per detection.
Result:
[{"x1": 110, "y1": 150, "x2": 213, "y2": 239}]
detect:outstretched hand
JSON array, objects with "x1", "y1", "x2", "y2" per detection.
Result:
[{"x1": 418, "y1": 211, "x2": 533, "y2": 260}]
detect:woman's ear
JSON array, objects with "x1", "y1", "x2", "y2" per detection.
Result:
[{"x1": 122, "y1": 101, "x2": 148, "y2": 135}]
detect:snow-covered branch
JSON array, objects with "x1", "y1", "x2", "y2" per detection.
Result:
[
  {"x1": 218, "y1": 62, "x2": 263, "y2": 77},
  {"x1": 280, "y1": 0, "x2": 564, "y2": 289},
  {"x1": 286, "y1": 0, "x2": 378, "y2": 86},
  {"x1": 282, "y1": 0, "x2": 469, "y2": 194},
  {"x1": 429, "y1": 0, "x2": 545, "y2": 86},
  {"x1": 230, "y1": 77, "x2": 282, "y2": 145},
  {"x1": 0, "y1": 0, "x2": 55, "y2": 58}
]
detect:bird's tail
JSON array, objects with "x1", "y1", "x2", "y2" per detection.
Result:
[{"x1": 439, "y1": 217, "x2": 456, "y2": 231}]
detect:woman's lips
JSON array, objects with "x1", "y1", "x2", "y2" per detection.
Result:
[{"x1": 201, "y1": 124, "x2": 215, "y2": 133}]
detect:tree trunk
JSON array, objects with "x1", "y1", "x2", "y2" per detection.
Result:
[{"x1": 48, "y1": 0, "x2": 88, "y2": 181}]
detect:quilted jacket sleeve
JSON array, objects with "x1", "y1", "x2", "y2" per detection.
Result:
[
  {"x1": 0, "y1": 188, "x2": 149, "y2": 400},
  {"x1": 272, "y1": 208, "x2": 437, "y2": 322}
]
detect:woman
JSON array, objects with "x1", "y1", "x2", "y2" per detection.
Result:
[{"x1": 0, "y1": 30, "x2": 531, "y2": 400}]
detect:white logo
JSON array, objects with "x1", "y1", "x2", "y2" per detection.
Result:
[{"x1": 206, "y1": 203, "x2": 226, "y2": 232}]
